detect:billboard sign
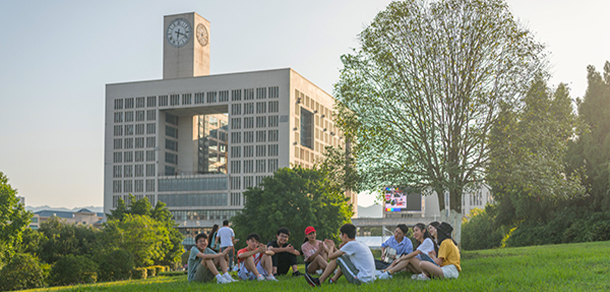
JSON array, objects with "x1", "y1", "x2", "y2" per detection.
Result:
[{"x1": 384, "y1": 187, "x2": 422, "y2": 212}]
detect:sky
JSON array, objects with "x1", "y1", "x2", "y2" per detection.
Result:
[{"x1": 0, "y1": 0, "x2": 608, "y2": 208}]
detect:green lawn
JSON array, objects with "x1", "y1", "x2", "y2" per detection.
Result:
[{"x1": 26, "y1": 241, "x2": 610, "y2": 291}]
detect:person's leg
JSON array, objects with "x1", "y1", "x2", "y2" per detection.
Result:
[
  {"x1": 193, "y1": 261, "x2": 215, "y2": 282},
  {"x1": 243, "y1": 256, "x2": 261, "y2": 277},
  {"x1": 271, "y1": 253, "x2": 279, "y2": 274},
  {"x1": 307, "y1": 254, "x2": 328, "y2": 274},
  {"x1": 405, "y1": 258, "x2": 423, "y2": 274},
  {"x1": 319, "y1": 258, "x2": 338, "y2": 283},
  {"x1": 213, "y1": 256, "x2": 229, "y2": 274},
  {"x1": 261, "y1": 254, "x2": 274, "y2": 276},
  {"x1": 336, "y1": 255, "x2": 362, "y2": 285},
  {"x1": 419, "y1": 261, "x2": 444, "y2": 278},
  {"x1": 330, "y1": 267, "x2": 343, "y2": 283},
  {"x1": 275, "y1": 252, "x2": 290, "y2": 275}
]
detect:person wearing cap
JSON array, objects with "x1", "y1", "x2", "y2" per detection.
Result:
[
  {"x1": 267, "y1": 227, "x2": 303, "y2": 276},
  {"x1": 418, "y1": 222, "x2": 461, "y2": 280},
  {"x1": 301, "y1": 226, "x2": 333, "y2": 275}
]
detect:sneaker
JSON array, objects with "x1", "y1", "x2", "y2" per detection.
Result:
[
  {"x1": 292, "y1": 270, "x2": 304, "y2": 277},
  {"x1": 216, "y1": 274, "x2": 230, "y2": 284},
  {"x1": 316, "y1": 269, "x2": 323, "y2": 276},
  {"x1": 223, "y1": 273, "x2": 237, "y2": 282},
  {"x1": 305, "y1": 273, "x2": 321, "y2": 287},
  {"x1": 378, "y1": 271, "x2": 392, "y2": 280},
  {"x1": 411, "y1": 273, "x2": 419, "y2": 280},
  {"x1": 329, "y1": 278, "x2": 336, "y2": 284},
  {"x1": 375, "y1": 270, "x2": 384, "y2": 277},
  {"x1": 257, "y1": 275, "x2": 266, "y2": 281},
  {"x1": 266, "y1": 274, "x2": 278, "y2": 281},
  {"x1": 416, "y1": 273, "x2": 430, "y2": 281}
]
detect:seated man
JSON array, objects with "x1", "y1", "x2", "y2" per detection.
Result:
[
  {"x1": 376, "y1": 224, "x2": 413, "y2": 270},
  {"x1": 267, "y1": 227, "x2": 303, "y2": 276},
  {"x1": 305, "y1": 224, "x2": 376, "y2": 286},
  {"x1": 237, "y1": 233, "x2": 278, "y2": 281},
  {"x1": 188, "y1": 233, "x2": 236, "y2": 284}
]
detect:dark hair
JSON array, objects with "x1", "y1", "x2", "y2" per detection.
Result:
[
  {"x1": 195, "y1": 232, "x2": 207, "y2": 243},
  {"x1": 223, "y1": 220, "x2": 229, "y2": 226},
  {"x1": 246, "y1": 233, "x2": 260, "y2": 242},
  {"x1": 277, "y1": 227, "x2": 290, "y2": 236},
  {"x1": 436, "y1": 222, "x2": 458, "y2": 246},
  {"x1": 414, "y1": 223, "x2": 432, "y2": 242},
  {"x1": 396, "y1": 224, "x2": 409, "y2": 235},
  {"x1": 340, "y1": 223, "x2": 357, "y2": 239},
  {"x1": 208, "y1": 224, "x2": 219, "y2": 246}
]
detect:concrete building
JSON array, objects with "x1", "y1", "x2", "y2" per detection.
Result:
[
  {"x1": 104, "y1": 12, "x2": 354, "y2": 238},
  {"x1": 30, "y1": 209, "x2": 105, "y2": 230}
]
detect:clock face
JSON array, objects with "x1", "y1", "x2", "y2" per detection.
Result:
[
  {"x1": 196, "y1": 24, "x2": 209, "y2": 47},
  {"x1": 166, "y1": 18, "x2": 192, "y2": 47}
]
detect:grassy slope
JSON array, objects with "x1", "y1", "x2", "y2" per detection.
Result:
[{"x1": 28, "y1": 241, "x2": 610, "y2": 292}]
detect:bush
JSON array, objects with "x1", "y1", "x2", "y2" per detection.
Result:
[
  {"x1": 158, "y1": 271, "x2": 187, "y2": 277},
  {"x1": 462, "y1": 206, "x2": 503, "y2": 250},
  {"x1": 0, "y1": 253, "x2": 46, "y2": 291},
  {"x1": 50, "y1": 255, "x2": 98, "y2": 286},
  {"x1": 146, "y1": 266, "x2": 157, "y2": 277},
  {"x1": 150, "y1": 265, "x2": 165, "y2": 275},
  {"x1": 132, "y1": 268, "x2": 147, "y2": 280},
  {"x1": 98, "y1": 249, "x2": 135, "y2": 282}
]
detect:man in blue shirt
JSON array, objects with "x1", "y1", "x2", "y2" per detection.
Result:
[{"x1": 376, "y1": 224, "x2": 413, "y2": 270}]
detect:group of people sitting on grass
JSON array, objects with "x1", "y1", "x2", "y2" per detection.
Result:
[{"x1": 187, "y1": 220, "x2": 461, "y2": 286}]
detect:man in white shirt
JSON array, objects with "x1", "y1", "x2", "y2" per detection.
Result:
[
  {"x1": 216, "y1": 220, "x2": 236, "y2": 268},
  {"x1": 305, "y1": 223, "x2": 376, "y2": 286}
]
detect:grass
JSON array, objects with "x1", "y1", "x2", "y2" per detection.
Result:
[{"x1": 25, "y1": 241, "x2": 610, "y2": 291}]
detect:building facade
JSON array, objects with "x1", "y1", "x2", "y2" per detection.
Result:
[{"x1": 104, "y1": 12, "x2": 355, "y2": 238}]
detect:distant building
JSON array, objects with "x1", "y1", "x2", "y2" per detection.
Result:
[
  {"x1": 103, "y1": 12, "x2": 355, "y2": 239},
  {"x1": 30, "y1": 208, "x2": 105, "y2": 230}
]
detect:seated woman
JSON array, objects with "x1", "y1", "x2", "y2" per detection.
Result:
[
  {"x1": 418, "y1": 222, "x2": 461, "y2": 280},
  {"x1": 377, "y1": 223, "x2": 436, "y2": 279},
  {"x1": 301, "y1": 226, "x2": 334, "y2": 274},
  {"x1": 375, "y1": 224, "x2": 413, "y2": 270}
]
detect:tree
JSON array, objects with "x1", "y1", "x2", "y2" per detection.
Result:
[
  {"x1": 0, "y1": 172, "x2": 32, "y2": 263},
  {"x1": 38, "y1": 216, "x2": 101, "y2": 264},
  {"x1": 0, "y1": 253, "x2": 46, "y2": 291},
  {"x1": 333, "y1": 0, "x2": 546, "y2": 243},
  {"x1": 568, "y1": 61, "x2": 610, "y2": 211},
  {"x1": 487, "y1": 78, "x2": 585, "y2": 227},
  {"x1": 232, "y1": 167, "x2": 353, "y2": 247}
]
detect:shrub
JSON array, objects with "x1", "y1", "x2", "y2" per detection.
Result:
[
  {"x1": 159, "y1": 271, "x2": 187, "y2": 277},
  {"x1": 461, "y1": 206, "x2": 503, "y2": 250},
  {"x1": 50, "y1": 255, "x2": 98, "y2": 286},
  {"x1": 132, "y1": 268, "x2": 147, "y2": 280},
  {"x1": 164, "y1": 265, "x2": 171, "y2": 272},
  {"x1": 98, "y1": 249, "x2": 135, "y2": 282},
  {"x1": 146, "y1": 266, "x2": 157, "y2": 277},
  {"x1": 150, "y1": 265, "x2": 165, "y2": 275},
  {"x1": 0, "y1": 253, "x2": 46, "y2": 291}
]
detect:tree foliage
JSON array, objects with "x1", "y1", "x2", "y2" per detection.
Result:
[
  {"x1": 37, "y1": 216, "x2": 101, "y2": 264},
  {"x1": 232, "y1": 167, "x2": 353, "y2": 248},
  {"x1": 0, "y1": 172, "x2": 32, "y2": 262},
  {"x1": 333, "y1": 0, "x2": 546, "y2": 243},
  {"x1": 487, "y1": 77, "x2": 585, "y2": 226},
  {"x1": 49, "y1": 255, "x2": 98, "y2": 286},
  {"x1": 0, "y1": 253, "x2": 47, "y2": 291}
]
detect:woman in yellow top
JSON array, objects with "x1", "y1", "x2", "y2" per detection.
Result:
[{"x1": 418, "y1": 222, "x2": 461, "y2": 280}]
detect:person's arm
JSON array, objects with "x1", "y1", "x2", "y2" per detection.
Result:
[
  {"x1": 380, "y1": 246, "x2": 386, "y2": 261},
  {"x1": 401, "y1": 249, "x2": 422, "y2": 260},
  {"x1": 328, "y1": 249, "x2": 345, "y2": 260},
  {"x1": 198, "y1": 247, "x2": 231, "y2": 260}
]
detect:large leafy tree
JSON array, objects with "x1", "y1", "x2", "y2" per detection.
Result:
[
  {"x1": 334, "y1": 0, "x2": 546, "y2": 242},
  {"x1": 232, "y1": 167, "x2": 353, "y2": 248},
  {"x1": 0, "y1": 172, "x2": 32, "y2": 263},
  {"x1": 568, "y1": 62, "x2": 610, "y2": 211},
  {"x1": 37, "y1": 216, "x2": 101, "y2": 264},
  {"x1": 487, "y1": 78, "x2": 585, "y2": 227}
]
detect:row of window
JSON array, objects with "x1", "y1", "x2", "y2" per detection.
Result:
[
  {"x1": 230, "y1": 144, "x2": 279, "y2": 158},
  {"x1": 112, "y1": 194, "x2": 155, "y2": 208},
  {"x1": 112, "y1": 151, "x2": 156, "y2": 163},
  {"x1": 229, "y1": 159, "x2": 279, "y2": 174},
  {"x1": 171, "y1": 209, "x2": 238, "y2": 222},
  {"x1": 158, "y1": 193, "x2": 227, "y2": 207},
  {"x1": 113, "y1": 124, "x2": 156, "y2": 137},
  {"x1": 113, "y1": 110, "x2": 156, "y2": 123},
  {"x1": 230, "y1": 175, "x2": 269, "y2": 190},
  {"x1": 113, "y1": 96, "x2": 157, "y2": 110},
  {"x1": 112, "y1": 179, "x2": 155, "y2": 193},
  {"x1": 227, "y1": 130, "x2": 278, "y2": 144},
  {"x1": 112, "y1": 164, "x2": 156, "y2": 178},
  {"x1": 231, "y1": 115, "x2": 279, "y2": 130},
  {"x1": 158, "y1": 177, "x2": 227, "y2": 192}
]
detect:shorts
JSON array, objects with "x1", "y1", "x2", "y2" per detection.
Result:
[
  {"x1": 191, "y1": 261, "x2": 215, "y2": 282},
  {"x1": 238, "y1": 261, "x2": 268, "y2": 280},
  {"x1": 441, "y1": 264, "x2": 459, "y2": 279},
  {"x1": 419, "y1": 253, "x2": 439, "y2": 266}
]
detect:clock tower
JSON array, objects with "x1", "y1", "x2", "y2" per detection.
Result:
[{"x1": 163, "y1": 12, "x2": 210, "y2": 79}]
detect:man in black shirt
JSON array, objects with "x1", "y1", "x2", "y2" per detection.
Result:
[{"x1": 267, "y1": 227, "x2": 303, "y2": 276}]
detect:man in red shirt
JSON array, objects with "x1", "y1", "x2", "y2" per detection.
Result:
[{"x1": 237, "y1": 233, "x2": 278, "y2": 281}]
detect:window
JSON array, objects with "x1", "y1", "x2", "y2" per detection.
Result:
[
  {"x1": 114, "y1": 112, "x2": 123, "y2": 123},
  {"x1": 125, "y1": 98, "x2": 134, "y2": 109},
  {"x1": 231, "y1": 104, "x2": 241, "y2": 115},
  {"x1": 147, "y1": 110, "x2": 156, "y2": 121},
  {"x1": 135, "y1": 124, "x2": 145, "y2": 135},
  {"x1": 244, "y1": 88, "x2": 254, "y2": 100},
  {"x1": 231, "y1": 132, "x2": 241, "y2": 144},
  {"x1": 194, "y1": 92, "x2": 205, "y2": 104},
  {"x1": 136, "y1": 97, "x2": 145, "y2": 108},
  {"x1": 268, "y1": 144, "x2": 278, "y2": 156},
  {"x1": 124, "y1": 151, "x2": 133, "y2": 162},
  {"x1": 268, "y1": 159, "x2": 279, "y2": 172},
  {"x1": 146, "y1": 164, "x2": 155, "y2": 176},
  {"x1": 166, "y1": 153, "x2": 178, "y2": 164},
  {"x1": 268, "y1": 130, "x2": 279, "y2": 142},
  {"x1": 232, "y1": 89, "x2": 242, "y2": 101},
  {"x1": 146, "y1": 179, "x2": 155, "y2": 192},
  {"x1": 125, "y1": 124, "x2": 134, "y2": 135},
  {"x1": 231, "y1": 161, "x2": 241, "y2": 173},
  {"x1": 166, "y1": 113, "x2": 179, "y2": 125},
  {"x1": 147, "y1": 96, "x2": 156, "y2": 107},
  {"x1": 244, "y1": 145, "x2": 254, "y2": 157},
  {"x1": 113, "y1": 165, "x2": 122, "y2": 178},
  {"x1": 114, "y1": 98, "x2": 124, "y2": 110},
  {"x1": 219, "y1": 90, "x2": 229, "y2": 102},
  {"x1": 231, "y1": 177, "x2": 241, "y2": 190},
  {"x1": 165, "y1": 166, "x2": 175, "y2": 175},
  {"x1": 146, "y1": 123, "x2": 156, "y2": 134},
  {"x1": 134, "y1": 180, "x2": 144, "y2": 192},
  {"x1": 256, "y1": 130, "x2": 266, "y2": 143},
  {"x1": 244, "y1": 131, "x2": 254, "y2": 143},
  {"x1": 244, "y1": 102, "x2": 254, "y2": 115},
  {"x1": 269, "y1": 101, "x2": 279, "y2": 113},
  {"x1": 207, "y1": 91, "x2": 217, "y2": 103},
  {"x1": 182, "y1": 93, "x2": 192, "y2": 105},
  {"x1": 166, "y1": 126, "x2": 178, "y2": 138},
  {"x1": 124, "y1": 180, "x2": 133, "y2": 193},
  {"x1": 269, "y1": 86, "x2": 279, "y2": 98},
  {"x1": 135, "y1": 150, "x2": 144, "y2": 162},
  {"x1": 114, "y1": 125, "x2": 123, "y2": 136},
  {"x1": 244, "y1": 160, "x2": 254, "y2": 173},
  {"x1": 135, "y1": 165, "x2": 144, "y2": 177},
  {"x1": 113, "y1": 180, "x2": 122, "y2": 193},
  {"x1": 256, "y1": 159, "x2": 266, "y2": 172},
  {"x1": 125, "y1": 111, "x2": 134, "y2": 122},
  {"x1": 256, "y1": 145, "x2": 266, "y2": 157},
  {"x1": 146, "y1": 137, "x2": 155, "y2": 148},
  {"x1": 124, "y1": 165, "x2": 133, "y2": 177},
  {"x1": 166, "y1": 139, "x2": 178, "y2": 151},
  {"x1": 170, "y1": 94, "x2": 179, "y2": 105},
  {"x1": 300, "y1": 108, "x2": 313, "y2": 149},
  {"x1": 114, "y1": 139, "x2": 122, "y2": 150},
  {"x1": 231, "y1": 146, "x2": 241, "y2": 158},
  {"x1": 256, "y1": 116, "x2": 266, "y2": 128},
  {"x1": 256, "y1": 102, "x2": 267, "y2": 114},
  {"x1": 244, "y1": 117, "x2": 254, "y2": 129},
  {"x1": 268, "y1": 115, "x2": 279, "y2": 127},
  {"x1": 231, "y1": 118, "x2": 241, "y2": 130},
  {"x1": 244, "y1": 176, "x2": 254, "y2": 188},
  {"x1": 231, "y1": 193, "x2": 241, "y2": 205},
  {"x1": 135, "y1": 137, "x2": 144, "y2": 148},
  {"x1": 146, "y1": 150, "x2": 155, "y2": 162},
  {"x1": 159, "y1": 95, "x2": 168, "y2": 106},
  {"x1": 136, "y1": 110, "x2": 145, "y2": 122},
  {"x1": 124, "y1": 138, "x2": 134, "y2": 149},
  {"x1": 256, "y1": 87, "x2": 267, "y2": 99}
]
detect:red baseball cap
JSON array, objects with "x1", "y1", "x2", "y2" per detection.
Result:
[{"x1": 305, "y1": 226, "x2": 316, "y2": 235}]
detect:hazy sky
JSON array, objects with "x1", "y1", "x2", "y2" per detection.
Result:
[{"x1": 0, "y1": 0, "x2": 608, "y2": 208}]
